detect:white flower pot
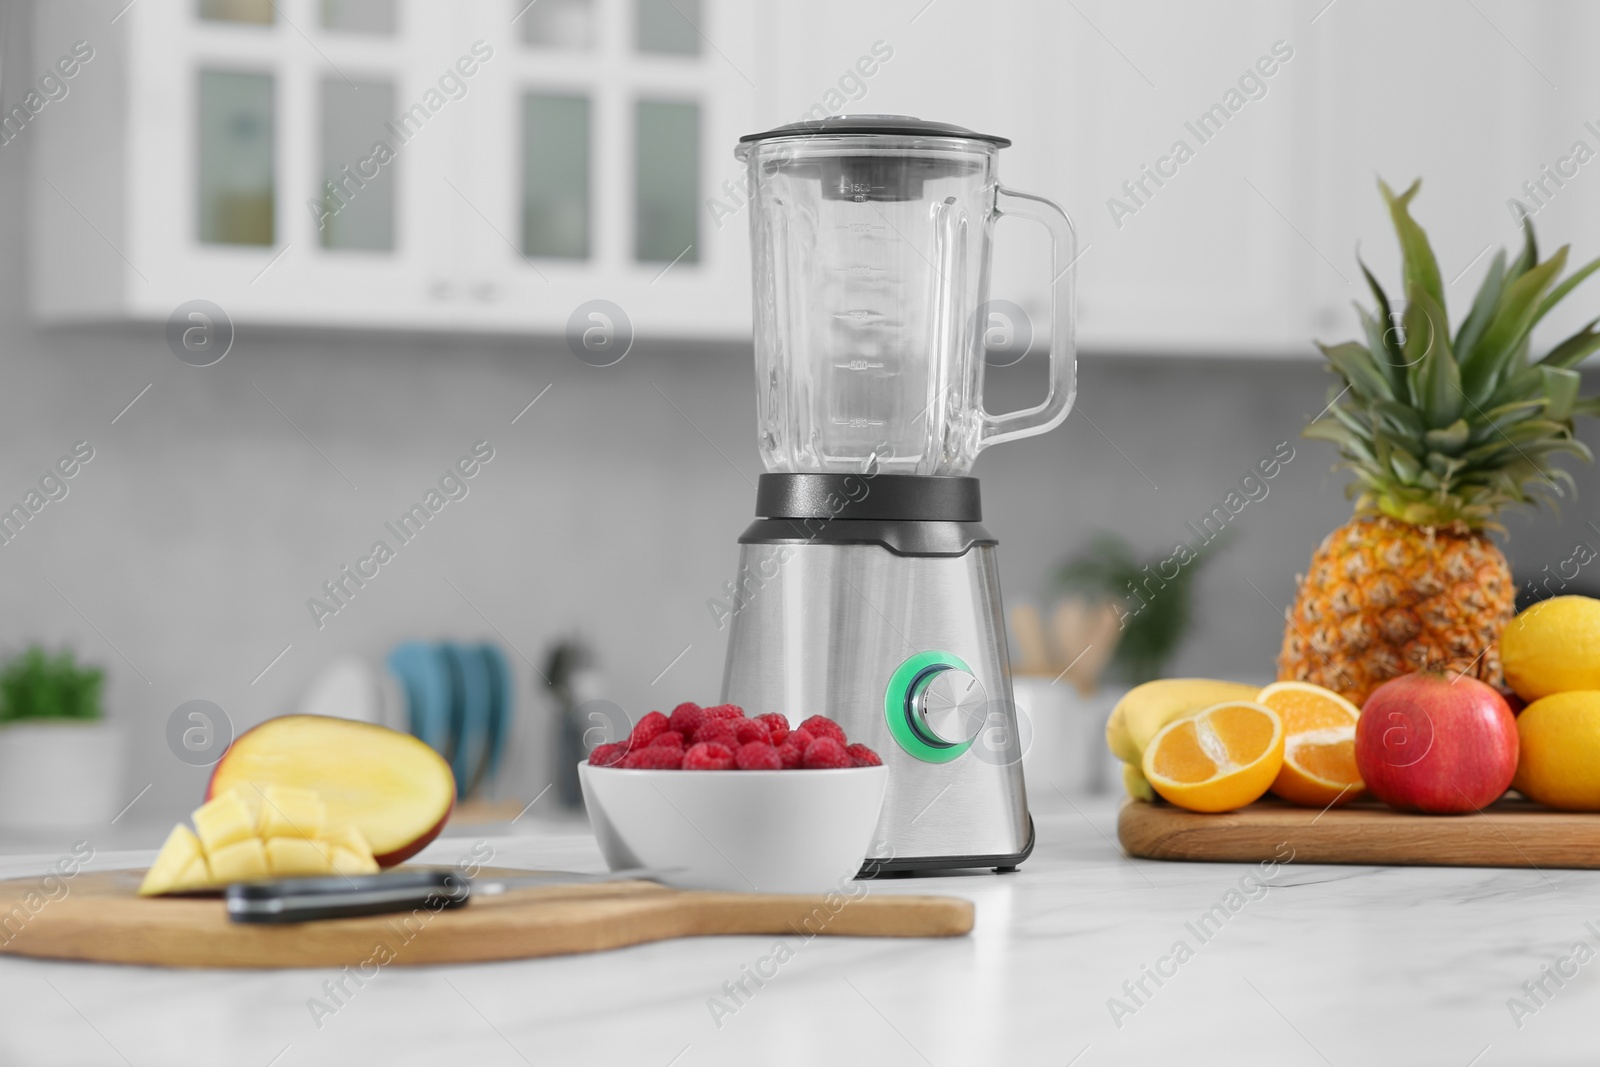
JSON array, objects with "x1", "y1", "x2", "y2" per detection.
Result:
[
  {"x1": 0, "y1": 722, "x2": 123, "y2": 827},
  {"x1": 1013, "y1": 677, "x2": 1127, "y2": 799}
]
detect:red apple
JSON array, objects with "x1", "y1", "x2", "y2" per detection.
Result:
[
  {"x1": 1355, "y1": 672, "x2": 1518, "y2": 813},
  {"x1": 207, "y1": 715, "x2": 455, "y2": 866}
]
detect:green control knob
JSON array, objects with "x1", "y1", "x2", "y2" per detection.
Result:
[{"x1": 885, "y1": 651, "x2": 981, "y2": 763}]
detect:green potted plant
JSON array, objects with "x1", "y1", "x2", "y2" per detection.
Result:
[{"x1": 0, "y1": 648, "x2": 122, "y2": 827}]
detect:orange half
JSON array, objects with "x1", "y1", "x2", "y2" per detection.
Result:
[
  {"x1": 1257, "y1": 681, "x2": 1363, "y2": 808},
  {"x1": 1141, "y1": 701, "x2": 1284, "y2": 813}
]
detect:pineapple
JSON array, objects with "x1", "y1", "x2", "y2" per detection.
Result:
[{"x1": 1280, "y1": 180, "x2": 1600, "y2": 704}]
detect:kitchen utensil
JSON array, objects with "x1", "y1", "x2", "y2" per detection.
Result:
[
  {"x1": 0, "y1": 867, "x2": 973, "y2": 968},
  {"x1": 1118, "y1": 796, "x2": 1600, "y2": 868},
  {"x1": 1009, "y1": 604, "x2": 1053, "y2": 676},
  {"x1": 721, "y1": 114, "x2": 1077, "y2": 872},
  {"x1": 1051, "y1": 598, "x2": 1121, "y2": 695},
  {"x1": 581, "y1": 762, "x2": 888, "y2": 893},
  {"x1": 225, "y1": 865, "x2": 678, "y2": 923}
]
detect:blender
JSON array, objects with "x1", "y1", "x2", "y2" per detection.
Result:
[{"x1": 721, "y1": 115, "x2": 1077, "y2": 873}]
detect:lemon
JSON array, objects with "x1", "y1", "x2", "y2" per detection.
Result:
[
  {"x1": 1502, "y1": 596, "x2": 1600, "y2": 701},
  {"x1": 1513, "y1": 690, "x2": 1600, "y2": 810},
  {"x1": 1105, "y1": 678, "x2": 1262, "y2": 764}
]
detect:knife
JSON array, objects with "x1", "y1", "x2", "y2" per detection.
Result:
[{"x1": 225, "y1": 867, "x2": 678, "y2": 924}]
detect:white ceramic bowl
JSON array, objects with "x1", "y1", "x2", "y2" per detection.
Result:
[{"x1": 579, "y1": 763, "x2": 889, "y2": 894}]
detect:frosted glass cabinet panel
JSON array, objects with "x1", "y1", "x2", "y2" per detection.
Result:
[
  {"x1": 319, "y1": 78, "x2": 396, "y2": 251},
  {"x1": 634, "y1": 99, "x2": 699, "y2": 264},
  {"x1": 635, "y1": 0, "x2": 700, "y2": 54},
  {"x1": 196, "y1": 70, "x2": 275, "y2": 246},
  {"x1": 520, "y1": 0, "x2": 595, "y2": 49},
  {"x1": 320, "y1": 0, "x2": 396, "y2": 35},
  {"x1": 521, "y1": 94, "x2": 591, "y2": 259},
  {"x1": 198, "y1": 0, "x2": 273, "y2": 25}
]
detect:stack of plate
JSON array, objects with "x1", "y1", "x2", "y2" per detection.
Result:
[
  {"x1": 296, "y1": 645, "x2": 513, "y2": 800},
  {"x1": 386, "y1": 643, "x2": 514, "y2": 800}
]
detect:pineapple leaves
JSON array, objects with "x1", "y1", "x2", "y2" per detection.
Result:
[
  {"x1": 1304, "y1": 418, "x2": 1376, "y2": 465},
  {"x1": 1468, "y1": 398, "x2": 1546, "y2": 443},
  {"x1": 1508, "y1": 215, "x2": 1539, "y2": 283},
  {"x1": 1533, "y1": 251, "x2": 1600, "y2": 326},
  {"x1": 1404, "y1": 286, "x2": 1462, "y2": 428},
  {"x1": 1453, "y1": 250, "x2": 1506, "y2": 366},
  {"x1": 1538, "y1": 365, "x2": 1581, "y2": 422},
  {"x1": 1307, "y1": 183, "x2": 1600, "y2": 530},
  {"x1": 1374, "y1": 399, "x2": 1427, "y2": 441},
  {"x1": 1540, "y1": 316, "x2": 1600, "y2": 370},
  {"x1": 1423, "y1": 418, "x2": 1470, "y2": 455},
  {"x1": 1379, "y1": 178, "x2": 1446, "y2": 327},
  {"x1": 1358, "y1": 257, "x2": 1408, "y2": 394},
  {"x1": 1317, "y1": 341, "x2": 1393, "y2": 402},
  {"x1": 1461, "y1": 245, "x2": 1569, "y2": 402}
]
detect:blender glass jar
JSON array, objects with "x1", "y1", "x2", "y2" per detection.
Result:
[{"x1": 737, "y1": 115, "x2": 1077, "y2": 476}]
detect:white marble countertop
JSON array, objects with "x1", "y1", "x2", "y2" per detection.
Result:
[{"x1": 0, "y1": 793, "x2": 1594, "y2": 1066}]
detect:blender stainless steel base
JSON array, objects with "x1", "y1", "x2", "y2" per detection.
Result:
[{"x1": 719, "y1": 474, "x2": 1033, "y2": 873}]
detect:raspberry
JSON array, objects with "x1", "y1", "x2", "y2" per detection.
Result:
[
  {"x1": 802, "y1": 737, "x2": 853, "y2": 769},
  {"x1": 703, "y1": 704, "x2": 745, "y2": 722},
  {"x1": 755, "y1": 713, "x2": 790, "y2": 747},
  {"x1": 588, "y1": 742, "x2": 628, "y2": 767},
  {"x1": 787, "y1": 728, "x2": 814, "y2": 751},
  {"x1": 692, "y1": 722, "x2": 739, "y2": 748},
  {"x1": 629, "y1": 711, "x2": 670, "y2": 748},
  {"x1": 621, "y1": 745, "x2": 684, "y2": 770},
  {"x1": 799, "y1": 716, "x2": 847, "y2": 746},
  {"x1": 776, "y1": 739, "x2": 806, "y2": 769},
  {"x1": 649, "y1": 730, "x2": 685, "y2": 750},
  {"x1": 846, "y1": 743, "x2": 882, "y2": 767},
  {"x1": 734, "y1": 742, "x2": 782, "y2": 770},
  {"x1": 682, "y1": 741, "x2": 735, "y2": 770},
  {"x1": 669, "y1": 702, "x2": 705, "y2": 736},
  {"x1": 733, "y1": 719, "x2": 772, "y2": 745}
]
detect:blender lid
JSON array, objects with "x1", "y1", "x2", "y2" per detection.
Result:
[{"x1": 738, "y1": 114, "x2": 1011, "y2": 148}]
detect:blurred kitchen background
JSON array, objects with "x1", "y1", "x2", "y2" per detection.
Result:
[{"x1": 1, "y1": 0, "x2": 1598, "y2": 836}]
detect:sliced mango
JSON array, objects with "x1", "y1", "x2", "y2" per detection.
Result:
[
  {"x1": 266, "y1": 837, "x2": 331, "y2": 877},
  {"x1": 137, "y1": 824, "x2": 207, "y2": 896},
  {"x1": 192, "y1": 790, "x2": 256, "y2": 853},
  {"x1": 206, "y1": 838, "x2": 269, "y2": 883},
  {"x1": 257, "y1": 784, "x2": 327, "y2": 841},
  {"x1": 143, "y1": 787, "x2": 386, "y2": 895}
]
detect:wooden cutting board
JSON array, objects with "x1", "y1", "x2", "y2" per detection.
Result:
[
  {"x1": 1120, "y1": 797, "x2": 1600, "y2": 869},
  {"x1": 0, "y1": 867, "x2": 973, "y2": 969}
]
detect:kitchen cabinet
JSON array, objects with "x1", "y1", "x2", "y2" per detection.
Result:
[
  {"x1": 29, "y1": 0, "x2": 759, "y2": 338},
  {"x1": 27, "y1": 0, "x2": 1600, "y2": 354}
]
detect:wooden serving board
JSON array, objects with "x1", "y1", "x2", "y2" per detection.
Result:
[
  {"x1": 0, "y1": 867, "x2": 973, "y2": 969},
  {"x1": 1120, "y1": 797, "x2": 1600, "y2": 869}
]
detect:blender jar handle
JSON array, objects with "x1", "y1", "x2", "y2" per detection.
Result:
[{"x1": 979, "y1": 185, "x2": 1078, "y2": 451}]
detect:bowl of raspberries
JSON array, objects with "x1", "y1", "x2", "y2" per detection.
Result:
[{"x1": 579, "y1": 702, "x2": 888, "y2": 892}]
